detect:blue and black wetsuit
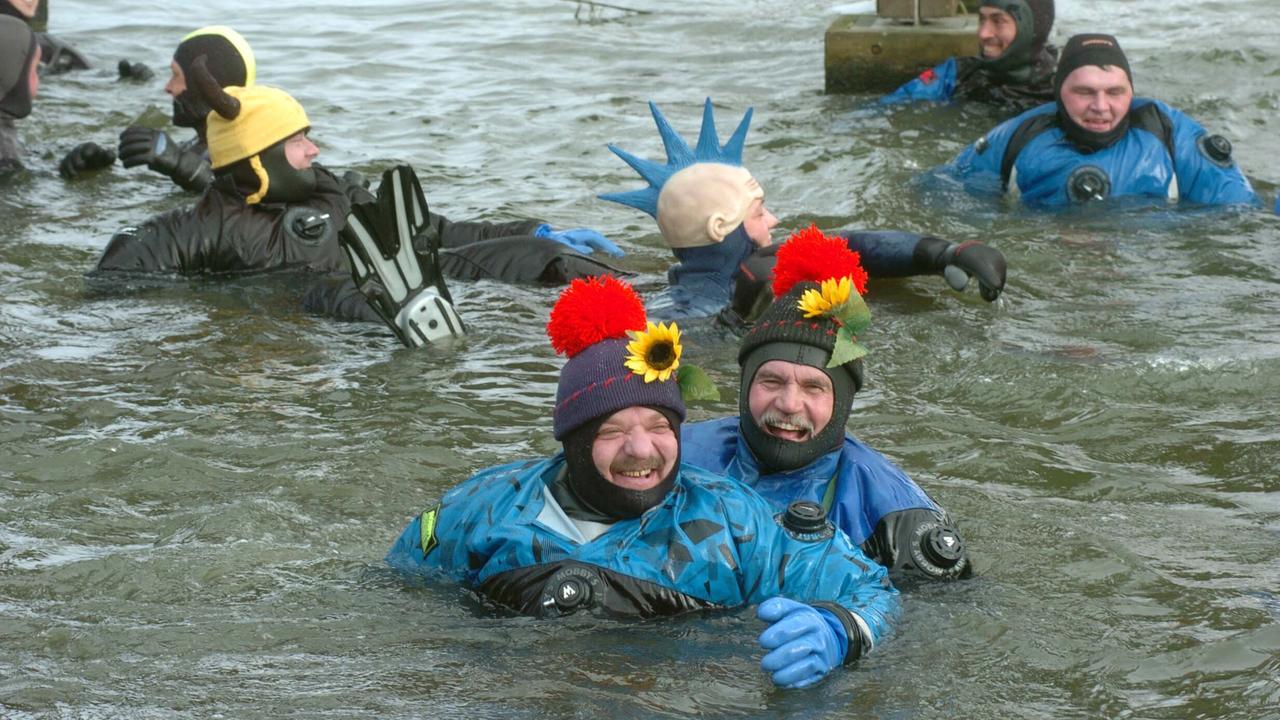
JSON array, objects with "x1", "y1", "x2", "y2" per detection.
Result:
[
  {"x1": 648, "y1": 225, "x2": 756, "y2": 321},
  {"x1": 681, "y1": 417, "x2": 971, "y2": 581},
  {"x1": 387, "y1": 454, "x2": 898, "y2": 649},
  {"x1": 881, "y1": 48, "x2": 1058, "y2": 115}
]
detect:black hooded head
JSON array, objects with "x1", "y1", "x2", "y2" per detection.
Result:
[
  {"x1": 171, "y1": 26, "x2": 255, "y2": 131},
  {"x1": 559, "y1": 408, "x2": 682, "y2": 522},
  {"x1": 1053, "y1": 33, "x2": 1134, "y2": 153},
  {"x1": 978, "y1": 0, "x2": 1055, "y2": 77},
  {"x1": 735, "y1": 278, "x2": 865, "y2": 473}
]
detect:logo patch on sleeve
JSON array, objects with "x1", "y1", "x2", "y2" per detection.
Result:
[{"x1": 419, "y1": 506, "x2": 440, "y2": 557}]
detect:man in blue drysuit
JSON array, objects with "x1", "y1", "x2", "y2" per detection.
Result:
[
  {"x1": 386, "y1": 274, "x2": 899, "y2": 690},
  {"x1": 682, "y1": 229, "x2": 973, "y2": 583},
  {"x1": 882, "y1": 0, "x2": 1057, "y2": 115},
  {"x1": 941, "y1": 33, "x2": 1259, "y2": 209}
]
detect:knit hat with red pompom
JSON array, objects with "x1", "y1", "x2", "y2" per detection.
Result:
[
  {"x1": 739, "y1": 224, "x2": 870, "y2": 386},
  {"x1": 548, "y1": 275, "x2": 686, "y2": 440},
  {"x1": 737, "y1": 225, "x2": 872, "y2": 472}
]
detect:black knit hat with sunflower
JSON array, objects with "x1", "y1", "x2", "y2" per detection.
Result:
[
  {"x1": 738, "y1": 225, "x2": 871, "y2": 472},
  {"x1": 548, "y1": 275, "x2": 686, "y2": 441}
]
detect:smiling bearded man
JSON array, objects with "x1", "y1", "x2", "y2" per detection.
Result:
[
  {"x1": 384, "y1": 274, "x2": 900, "y2": 690},
  {"x1": 681, "y1": 227, "x2": 973, "y2": 583}
]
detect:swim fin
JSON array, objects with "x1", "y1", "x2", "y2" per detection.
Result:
[{"x1": 339, "y1": 165, "x2": 466, "y2": 347}]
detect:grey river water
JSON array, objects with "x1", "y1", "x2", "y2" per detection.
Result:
[{"x1": 2, "y1": 1, "x2": 1278, "y2": 718}]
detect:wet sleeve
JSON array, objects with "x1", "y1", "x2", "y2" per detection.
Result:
[
  {"x1": 169, "y1": 138, "x2": 213, "y2": 194},
  {"x1": 863, "y1": 507, "x2": 972, "y2": 582},
  {"x1": 385, "y1": 513, "x2": 444, "y2": 576},
  {"x1": 1163, "y1": 104, "x2": 1261, "y2": 207},
  {"x1": 952, "y1": 114, "x2": 1018, "y2": 188},
  {"x1": 427, "y1": 211, "x2": 544, "y2": 249},
  {"x1": 89, "y1": 205, "x2": 202, "y2": 276},
  {"x1": 943, "y1": 110, "x2": 1028, "y2": 196},
  {"x1": 880, "y1": 57, "x2": 958, "y2": 105},
  {"x1": 839, "y1": 230, "x2": 927, "y2": 277},
  {"x1": 438, "y1": 236, "x2": 629, "y2": 284},
  {"x1": 299, "y1": 274, "x2": 382, "y2": 322}
]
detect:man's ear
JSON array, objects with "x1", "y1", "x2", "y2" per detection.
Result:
[{"x1": 705, "y1": 213, "x2": 733, "y2": 243}]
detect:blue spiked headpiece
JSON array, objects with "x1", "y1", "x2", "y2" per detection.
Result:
[{"x1": 601, "y1": 99, "x2": 762, "y2": 249}]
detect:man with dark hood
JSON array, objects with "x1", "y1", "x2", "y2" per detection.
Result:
[
  {"x1": 681, "y1": 228, "x2": 973, "y2": 584},
  {"x1": 942, "y1": 33, "x2": 1259, "y2": 208},
  {"x1": 58, "y1": 25, "x2": 254, "y2": 185},
  {"x1": 386, "y1": 274, "x2": 899, "y2": 690},
  {"x1": 882, "y1": 0, "x2": 1057, "y2": 115},
  {"x1": 1, "y1": 0, "x2": 88, "y2": 76},
  {"x1": 0, "y1": 14, "x2": 39, "y2": 176}
]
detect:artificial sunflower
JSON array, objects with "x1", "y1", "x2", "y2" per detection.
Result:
[
  {"x1": 625, "y1": 321, "x2": 682, "y2": 382},
  {"x1": 794, "y1": 274, "x2": 871, "y2": 369},
  {"x1": 798, "y1": 277, "x2": 853, "y2": 319}
]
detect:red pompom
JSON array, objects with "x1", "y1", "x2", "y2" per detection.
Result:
[
  {"x1": 770, "y1": 224, "x2": 869, "y2": 297},
  {"x1": 546, "y1": 275, "x2": 648, "y2": 357}
]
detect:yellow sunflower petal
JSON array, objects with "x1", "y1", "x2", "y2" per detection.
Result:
[
  {"x1": 798, "y1": 287, "x2": 828, "y2": 318},
  {"x1": 623, "y1": 321, "x2": 683, "y2": 382}
]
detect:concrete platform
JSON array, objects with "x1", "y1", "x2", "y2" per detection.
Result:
[{"x1": 824, "y1": 13, "x2": 979, "y2": 94}]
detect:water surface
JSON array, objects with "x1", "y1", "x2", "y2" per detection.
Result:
[{"x1": 1, "y1": 1, "x2": 1278, "y2": 718}]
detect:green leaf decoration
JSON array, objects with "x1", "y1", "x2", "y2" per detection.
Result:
[
  {"x1": 832, "y1": 293, "x2": 872, "y2": 335},
  {"x1": 827, "y1": 325, "x2": 869, "y2": 368},
  {"x1": 676, "y1": 364, "x2": 720, "y2": 402}
]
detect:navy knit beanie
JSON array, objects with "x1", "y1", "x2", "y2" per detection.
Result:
[{"x1": 548, "y1": 276, "x2": 685, "y2": 440}]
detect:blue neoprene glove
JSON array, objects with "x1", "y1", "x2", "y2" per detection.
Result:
[
  {"x1": 757, "y1": 597, "x2": 848, "y2": 690},
  {"x1": 533, "y1": 224, "x2": 625, "y2": 257}
]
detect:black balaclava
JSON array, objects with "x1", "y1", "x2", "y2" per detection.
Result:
[
  {"x1": 558, "y1": 407, "x2": 682, "y2": 522},
  {"x1": 978, "y1": 0, "x2": 1055, "y2": 78},
  {"x1": 668, "y1": 223, "x2": 756, "y2": 298},
  {"x1": 225, "y1": 137, "x2": 317, "y2": 204},
  {"x1": 1053, "y1": 33, "x2": 1134, "y2": 154},
  {"x1": 172, "y1": 32, "x2": 250, "y2": 131},
  {"x1": 0, "y1": 16, "x2": 37, "y2": 120},
  {"x1": 738, "y1": 342, "x2": 862, "y2": 474}
]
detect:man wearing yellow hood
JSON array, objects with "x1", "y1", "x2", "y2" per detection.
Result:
[
  {"x1": 90, "y1": 66, "x2": 361, "y2": 279},
  {"x1": 88, "y1": 65, "x2": 626, "y2": 327}
]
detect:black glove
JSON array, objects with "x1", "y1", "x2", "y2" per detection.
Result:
[
  {"x1": 117, "y1": 59, "x2": 155, "y2": 82},
  {"x1": 58, "y1": 142, "x2": 116, "y2": 179},
  {"x1": 117, "y1": 126, "x2": 212, "y2": 192},
  {"x1": 864, "y1": 508, "x2": 971, "y2": 582},
  {"x1": 913, "y1": 236, "x2": 1007, "y2": 302},
  {"x1": 338, "y1": 169, "x2": 375, "y2": 205},
  {"x1": 716, "y1": 243, "x2": 780, "y2": 334}
]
